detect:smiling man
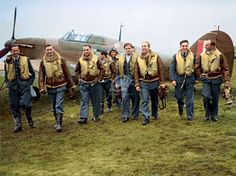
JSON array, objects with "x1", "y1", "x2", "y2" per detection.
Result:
[
  {"x1": 170, "y1": 40, "x2": 196, "y2": 122},
  {"x1": 195, "y1": 40, "x2": 231, "y2": 122},
  {"x1": 4, "y1": 45, "x2": 35, "y2": 132},
  {"x1": 75, "y1": 44, "x2": 105, "y2": 124},
  {"x1": 135, "y1": 41, "x2": 166, "y2": 125},
  {"x1": 117, "y1": 43, "x2": 140, "y2": 123},
  {"x1": 39, "y1": 44, "x2": 76, "y2": 132}
]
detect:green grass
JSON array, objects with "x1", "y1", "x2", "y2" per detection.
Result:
[{"x1": 0, "y1": 63, "x2": 236, "y2": 176}]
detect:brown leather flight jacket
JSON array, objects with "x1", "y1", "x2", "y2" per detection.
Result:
[
  {"x1": 39, "y1": 58, "x2": 75, "y2": 90},
  {"x1": 134, "y1": 51, "x2": 165, "y2": 87},
  {"x1": 74, "y1": 54, "x2": 105, "y2": 84},
  {"x1": 195, "y1": 52, "x2": 231, "y2": 82}
]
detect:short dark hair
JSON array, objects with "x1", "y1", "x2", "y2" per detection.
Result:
[
  {"x1": 11, "y1": 44, "x2": 19, "y2": 50},
  {"x1": 123, "y1": 42, "x2": 133, "y2": 49},
  {"x1": 97, "y1": 49, "x2": 108, "y2": 56},
  {"x1": 180, "y1": 40, "x2": 189, "y2": 45},
  {"x1": 143, "y1": 41, "x2": 150, "y2": 47},
  {"x1": 45, "y1": 44, "x2": 52, "y2": 48},
  {"x1": 100, "y1": 52, "x2": 107, "y2": 56},
  {"x1": 210, "y1": 40, "x2": 216, "y2": 46},
  {"x1": 83, "y1": 44, "x2": 91, "y2": 49}
]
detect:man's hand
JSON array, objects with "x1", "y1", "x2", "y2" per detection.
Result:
[
  {"x1": 115, "y1": 84, "x2": 121, "y2": 89},
  {"x1": 98, "y1": 79, "x2": 104, "y2": 83},
  {"x1": 136, "y1": 85, "x2": 141, "y2": 92},
  {"x1": 171, "y1": 80, "x2": 176, "y2": 87},
  {"x1": 160, "y1": 83, "x2": 167, "y2": 89},
  {"x1": 39, "y1": 89, "x2": 46, "y2": 94}
]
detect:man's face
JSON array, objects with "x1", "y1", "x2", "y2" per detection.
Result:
[
  {"x1": 124, "y1": 45, "x2": 132, "y2": 56},
  {"x1": 205, "y1": 41, "x2": 213, "y2": 52},
  {"x1": 46, "y1": 46, "x2": 54, "y2": 57},
  {"x1": 11, "y1": 46, "x2": 20, "y2": 57},
  {"x1": 141, "y1": 42, "x2": 149, "y2": 55},
  {"x1": 110, "y1": 51, "x2": 117, "y2": 58},
  {"x1": 180, "y1": 42, "x2": 188, "y2": 53},
  {"x1": 83, "y1": 46, "x2": 91, "y2": 57},
  {"x1": 99, "y1": 53, "x2": 106, "y2": 60}
]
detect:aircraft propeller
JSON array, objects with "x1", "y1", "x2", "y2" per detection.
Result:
[{"x1": 0, "y1": 7, "x2": 17, "y2": 58}]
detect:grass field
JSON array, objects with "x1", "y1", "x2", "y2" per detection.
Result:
[{"x1": 0, "y1": 63, "x2": 236, "y2": 176}]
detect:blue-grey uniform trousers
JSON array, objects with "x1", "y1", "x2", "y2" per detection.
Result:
[
  {"x1": 201, "y1": 77, "x2": 222, "y2": 119},
  {"x1": 120, "y1": 76, "x2": 140, "y2": 120},
  {"x1": 140, "y1": 81, "x2": 159, "y2": 121},
  {"x1": 99, "y1": 79, "x2": 112, "y2": 112},
  {"x1": 175, "y1": 81, "x2": 194, "y2": 119},
  {"x1": 79, "y1": 81, "x2": 101, "y2": 119},
  {"x1": 9, "y1": 87, "x2": 32, "y2": 127},
  {"x1": 47, "y1": 86, "x2": 67, "y2": 116}
]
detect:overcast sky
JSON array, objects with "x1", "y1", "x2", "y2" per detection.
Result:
[{"x1": 0, "y1": 0, "x2": 235, "y2": 57}]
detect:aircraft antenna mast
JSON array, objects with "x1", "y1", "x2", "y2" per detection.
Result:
[
  {"x1": 118, "y1": 22, "x2": 124, "y2": 41},
  {"x1": 214, "y1": 25, "x2": 220, "y2": 31}
]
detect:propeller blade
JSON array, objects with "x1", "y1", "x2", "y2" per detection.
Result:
[
  {"x1": 11, "y1": 7, "x2": 17, "y2": 40},
  {"x1": 0, "y1": 47, "x2": 10, "y2": 59}
]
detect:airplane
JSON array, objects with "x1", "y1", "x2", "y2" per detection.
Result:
[{"x1": 0, "y1": 7, "x2": 235, "y2": 98}]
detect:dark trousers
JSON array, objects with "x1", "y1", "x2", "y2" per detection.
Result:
[
  {"x1": 9, "y1": 87, "x2": 32, "y2": 127},
  {"x1": 99, "y1": 79, "x2": 112, "y2": 111},
  {"x1": 202, "y1": 78, "x2": 222, "y2": 118},
  {"x1": 150, "y1": 88, "x2": 158, "y2": 118}
]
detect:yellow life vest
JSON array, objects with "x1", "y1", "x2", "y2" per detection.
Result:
[
  {"x1": 137, "y1": 52, "x2": 158, "y2": 78},
  {"x1": 118, "y1": 54, "x2": 137, "y2": 77},
  {"x1": 102, "y1": 57, "x2": 112, "y2": 77},
  {"x1": 43, "y1": 52, "x2": 64, "y2": 78},
  {"x1": 176, "y1": 49, "x2": 194, "y2": 76},
  {"x1": 201, "y1": 49, "x2": 222, "y2": 73},
  {"x1": 79, "y1": 54, "x2": 99, "y2": 78},
  {"x1": 5, "y1": 56, "x2": 31, "y2": 81}
]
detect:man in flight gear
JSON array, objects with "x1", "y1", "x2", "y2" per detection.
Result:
[
  {"x1": 169, "y1": 40, "x2": 196, "y2": 121},
  {"x1": 195, "y1": 40, "x2": 231, "y2": 122},
  {"x1": 117, "y1": 43, "x2": 140, "y2": 122},
  {"x1": 97, "y1": 49, "x2": 116, "y2": 113},
  {"x1": 4, "y1": 45, "x2": 35, "y2": 132},
  {"x1": 75, "y1": 45, "x2": 105, "y2": 124},
  {"x1": 39, "y1": 44, "x2": 76, "y2": 132},
  {"x1": 109, "y1": 47, "x2": 122, "y2": 108},
  {"x1": 135, "y1": 41, "x2": 166, "y2": 125}
]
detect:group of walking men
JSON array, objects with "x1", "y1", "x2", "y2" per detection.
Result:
[{"x1": 4, "y1": 39, "x2": 231, "y2": 133}]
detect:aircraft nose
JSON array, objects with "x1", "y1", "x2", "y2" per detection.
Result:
[{"x1": 4, "y1": 39, "x2": 15, "y2": 48}]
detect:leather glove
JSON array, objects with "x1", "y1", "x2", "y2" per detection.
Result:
[
  {"x1": 224, "y1": 81, "x2": 231, "y2": 88},
  {"x1": 69, "y1": 86, "x2": 76, "y2": 98},
  {"x1": 6, "y1": 56, "x2": 13, "y2": 63}
]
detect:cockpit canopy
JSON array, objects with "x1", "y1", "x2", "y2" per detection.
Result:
[{"x1": 62, "y1": 30, "x2": 106, "y2": 44}]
